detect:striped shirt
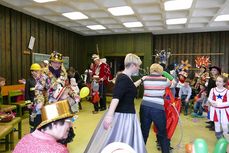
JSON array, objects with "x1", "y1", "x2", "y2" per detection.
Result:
[{"x1": 142, "y1": 74, "x2": 171, "y2": 110}]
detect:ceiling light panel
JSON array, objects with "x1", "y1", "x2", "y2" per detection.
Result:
[
  {"x1": 62, "y1": 12, "x2": 88, "y2": 20},
  {"x1": 214, "y1": 14, "x2": 229, "y2": 21},
  {"x1": 87, "y1": 25, "x2": 106, "y2": 30},
  {"x1": 164, "y1": 0, "x2": 193, "y2": 11},
  {"x1": 108, "y1": 6, "x2": 134, "y2": 16},
  {"x1": 33, "y1": 0, "x2": 56, "y2": 3},
  {"x1": 123, "y1": 22, "x2": 143, "y2": 28},
  {"x1": 166, "y1": 18, "x2": 187, "y2": 25}
]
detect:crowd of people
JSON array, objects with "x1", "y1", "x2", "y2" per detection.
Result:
[{"x1": 0, "y1": 51, "x2": 228, "y2": 153}]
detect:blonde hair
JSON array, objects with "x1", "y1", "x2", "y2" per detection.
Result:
[
  {"x1": 124, "y1": 53, "x2": 142, "y2": 68},
  {"x1": 150, "y1": 63, "x2": 163, "y2": 74}
]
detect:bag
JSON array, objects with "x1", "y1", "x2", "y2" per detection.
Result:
[{"x1": 0, "y1": 111, "x2": 15, "y2": 122}]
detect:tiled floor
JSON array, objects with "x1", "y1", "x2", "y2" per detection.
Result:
[{"x1": 1, "y1": 99, "x2": 217, "y2": 153}]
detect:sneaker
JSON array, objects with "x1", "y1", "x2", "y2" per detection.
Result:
[
  {"x1": 156, "y1": 141, "x2": 161, "y2": 151},
  {"x1": 92, "y1": 111, "x2": 98, "y2": 114}
]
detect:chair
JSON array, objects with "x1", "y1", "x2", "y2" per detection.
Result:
[{"x1": 8, "y1": 90, "x2": 27, "y2": 117}]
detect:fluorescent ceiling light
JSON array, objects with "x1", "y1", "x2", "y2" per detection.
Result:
[
  {"x1": 33, "y1": 0, "x2": 56, "y2": 3},
  {"x1": 166, "y1": 18, "x2": 187, "y2": 25},
  {"x1": 123, "y1": 22, "x2": 143, "y2": 28},
  {"x1": 62, "y1": 12, "x2": 88, "y2": 20},
  {"x1": 215, "y1": 14, "x2": 229, "y2": 21},
  {"x1": 164, "y1": 0, "x2": 193, "y2": 11},
  {"x1": 108, "y1": 6, "x2": 134, "y2": 16},
  {"x1": 87, "y1": 25, "x2": 106, "y2": 30}
]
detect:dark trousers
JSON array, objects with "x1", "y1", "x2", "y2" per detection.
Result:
[
  {"x1": 140, "y1": 105, "x2": 170, "y2": 153},
  {"x1": 194, "y1": 101, "x2": 203, "y2": 115},
  {"x1": 99, "y1": 83, "x2": 106, "y2": 109},
  {"x1": 30, "y1": 114, "x2": 41, "y2": 133},
  {"x1": 93, "y1": 102, "x2": 99, "y2": 111},
  {"x1": 181, "y1": 95, "x2": 189, "y2": 115}
]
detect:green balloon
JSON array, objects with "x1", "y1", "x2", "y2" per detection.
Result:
[
  {"x1": 194, "y1": 138, "x2": 208, "y2": 153},
  {"x1": 213, "y1": 138, "x2": 228, "y2": 153},
  {"x1": 162, "y1": 71, "x2": 173, "y2": 80}
]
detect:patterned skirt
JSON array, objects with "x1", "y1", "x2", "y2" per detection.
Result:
[{"x1": 84, "y1": 112, "x2": 147, "y2": 153}]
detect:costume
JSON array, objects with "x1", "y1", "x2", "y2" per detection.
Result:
[
  {"x1": 140, "y1": 74, "x2": 171, "y2": 153},
  {"x1": 92, "y1": 62, "x2": 109, "y2": 110},
  {"x1": 25, "y1": 63, "x2": 47, "y2": 132},
  {"x1": 193, "y1": 89, "x2": 207, "y2": 116},
  {"x1": 208, "y1": 87, "x2": 229, "y2": 138},
  {"x1": 85, "y1": 73, "x2": 146, "y2": 153},
  {"x1": 13, "y1": 130, "x2": 68, "y2": 153},
  {"x1": 179, "y1": 84, "x2": 192, "y2": 115}
]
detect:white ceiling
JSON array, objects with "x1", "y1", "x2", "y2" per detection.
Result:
[{"x1": 0, "y1": 0, "x2": 229, "y2": 36}]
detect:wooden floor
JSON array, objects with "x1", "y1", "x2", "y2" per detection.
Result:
[{"x1": 1, "y1": 98, "x2": 216, "y2": 153}]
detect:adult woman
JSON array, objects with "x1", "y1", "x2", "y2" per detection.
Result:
[{"x1": 85, "y1": 53, "x2": 147, "y2": 153}]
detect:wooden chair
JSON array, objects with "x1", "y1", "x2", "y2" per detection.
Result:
[
  {"x1": 0, "y1": 125, "x2": 14, "y2": 151},
  {"x1": 0, "y1": 117, "x2": 22, "y2": 140},
  {"x1": 8, "y1": 90, "x2": 27, "y2": 117}
]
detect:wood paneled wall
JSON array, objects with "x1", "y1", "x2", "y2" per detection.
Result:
[
  {"x1": 84, "y1": 33, "x2": 153, "y2": 69},
  {"x1": 153, "y1": 32, "x2": 229, "y2": 73},
  {"x1": 0, "y1": 5, "x2": 85, "y2": 84}
]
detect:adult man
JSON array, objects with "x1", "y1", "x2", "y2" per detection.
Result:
[
  {"x1": 13, "y1": 100, "x2": 75, "y2": 153},
  {"x1": 91, "y1": 54, "x2": 111, "y2": 111},
  {"x1": 45, "y1": 51, "x2": 68, "y2": 103}
]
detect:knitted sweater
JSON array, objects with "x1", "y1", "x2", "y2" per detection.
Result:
[{"x1": 142, "y1": 74, "x2": 171, "y2": 110}]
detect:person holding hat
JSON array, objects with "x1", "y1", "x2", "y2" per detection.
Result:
[
  {"x1": 13, "y1": 100, "x2": 75, "y2": 153},
  {"x1": 91, "y1": 54, "x2": 111, "y2": 111},
  {"x1": 25, "y1": 63, "x2": 47, "y2": 132}
]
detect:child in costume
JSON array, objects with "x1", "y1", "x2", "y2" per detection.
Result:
[
  {"x1": 179, "y1": 79, "x2": 192, "y2": 115},
  {"x1": 91, "y1": 78, "x2": 100, "y2": 114},
  {"x1": 25, "y1": 63, "x2": 46, "y2": 132},
  {"x1": 208, "y1": 75, "x2": 229, "y2": 139},
  {"x1": 192, "y1": 83, "x2": 207, "y2": 117}
]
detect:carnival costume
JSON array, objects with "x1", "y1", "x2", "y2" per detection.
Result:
[{"x1": 208, "y1": 87, "x2": 229, "y2": 139}]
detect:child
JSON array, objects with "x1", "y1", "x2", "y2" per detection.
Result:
[
  {"x1": 0, "y1": 76, "x2": 6, "y2": 93},
  {"x1": 91, "y1": 78, "x2": 100, "y2": 114},
  {"x1": 192, "y1": 84, "x2": 207, "y2": 117},
  {"x1": 208, "y1": 75, "x2": 229, "y2": 139},
  {"x1": 179, "y1": 78, "x2": 192, "y2": 115}
]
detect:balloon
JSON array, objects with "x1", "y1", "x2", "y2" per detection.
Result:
[
  {"x1": 80, "y1": 87, "x2": 90, "y2": 98},
  {"x1": 213, "y1": 138, "x2": 228, "y2": 153},
  {"x1": 185, "y1": 143, "x2": 193, "y2": 153},
  {"x1": 162, "y1": 71, "x2": 173, "y2": 81},
  {"x1": 194, "y1": 138, "x2": 208, "y2": 153}
]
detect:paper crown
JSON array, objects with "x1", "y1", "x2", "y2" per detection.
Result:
[
  {"x1": 37, "y1": 100, "x2": 74, "y2": 129},
  {"x1": 49, "y1": 51, "x2": 63, "y2": 63}
]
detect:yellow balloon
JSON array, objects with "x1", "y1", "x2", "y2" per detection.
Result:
[{"x1": 80, "y1": 87, "x2": 90, "y2": 98}]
